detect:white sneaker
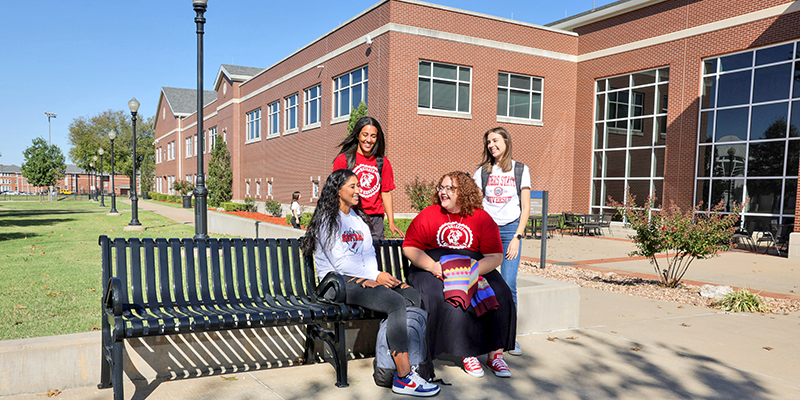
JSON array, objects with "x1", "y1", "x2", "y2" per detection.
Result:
[
  {"x1": 392, "y1": 369, "x2": 441, "y2": 397},
  {"x1": 462, "y1": 356, "x2": 484, "y2": 378},
  {"x1": 508, "y1": 341, "x2": 522, "y2": 356}
]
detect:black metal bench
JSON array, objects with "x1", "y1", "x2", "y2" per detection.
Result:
[{"x1": 97, "y1": 235, "x2": 408, "y2": 400}]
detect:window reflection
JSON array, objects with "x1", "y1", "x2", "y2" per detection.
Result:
[
  {"x1": 604, "y1": 180, "x2": 625, "y2": 205},
  {"x1": 784, "y1": 179, "x2": 797, "y2": 214},
  {"x1": 755, "y1": 43, "x2": 794, "y2": 66},
  {"x1": 713, "y1": 144, "x2": 746, "y2": 177},
  {"x1": 628, "y1": 180, "x2": 651, "y2": 203},
  {"x1": 629, "y1": 149, "x2": 652, "y2": 177},
  {"x1": 717, "y1": 70, "x2": 752, "y2": 107},
  {"x1": 720, "y1": 52, "x2": 752, "y2": 71},
  {"x1": 699, "y1": 111, "x2": 714, "y2": 143},
  {"x1": 697, "y1": 146, "x2": 712, "y2": 177},
  {"x1": 710, "y1": 179, "x2": 744, "y2": 212},
  {"x1": 715, "y1": 107, "x2": 749, "y2": 142},
  {"x1": 750, "y1": 102, "x2": 788, "y2": 140},
  {"x1": 787, "y1": 140, "x2": 800, "y2": 176},
  {"x1": 747, "y1": 141, "x2": 786, "y2": 177},
  {"x1": 746, "y1": 179, "x2": 782, "y2": 214},
  {"x1": 753, "y1": 63, "x2": 792, "y2": 103},
  {"x1": 605, "y1": 150, "x2": 626, "y2": 177},
  {"x1": 790, "y1": 101, "x2": 800, "y2": 137}
]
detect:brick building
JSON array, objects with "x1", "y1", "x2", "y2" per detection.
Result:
[{"x1": 153, "y1": 0, "x2": 800, "y2": 237}]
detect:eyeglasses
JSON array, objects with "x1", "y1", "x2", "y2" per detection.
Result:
[{"x1": 435, "y1": 185, "x2": 458, "y2": 194}]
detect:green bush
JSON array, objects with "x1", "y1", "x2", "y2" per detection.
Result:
[
  {"x1": 221, "y1": 202, "x2": 247, "y2": 212},
  {"x1": 286, "y1": 212, "x2": 312, "y2": 228},
  {"x1": 404, "y1": 176, "x2": 436, "y2": 212},
  {"x1": 384, "y1": 218, "x2": 412, "y2": 238},
  {"x1": 244, "y1": 197, "x2": 257, "y2": 213},
  {"x1": 715, "y1": 288, "x2": 770, "y2": 313},
  {"x1": 148, "y1": 191, "x2": 158, "y2": 200},
  {"x1": 265, "y1": 199, "x2": 282, "y2": 217}
]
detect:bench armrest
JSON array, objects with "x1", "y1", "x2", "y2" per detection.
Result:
[
  {"x1": 315, "y1": 271, "x2": 346, "y2": 304},
  {"x1": 104, "y1": 277, "x2": 123, "y2": 316}
]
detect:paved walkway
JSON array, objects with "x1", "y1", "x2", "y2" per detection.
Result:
[{"x1": 12, "y1": 207, "x2": 795, "y2": 399}]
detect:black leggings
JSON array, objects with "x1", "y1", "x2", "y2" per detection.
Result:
[{"x1": 343, "y1": 275, "x2": 421, "y2": 354}]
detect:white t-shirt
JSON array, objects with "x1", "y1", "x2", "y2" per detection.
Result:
[
  {"x1": 314, "y1": 210, "x2": 380, "y2": 281},
  {"x1": 291, "y1": 201, "x2": 302, "y2": 218},
  {"x1": 473, "y1": 160, "x2": 531, "y2": 226}
]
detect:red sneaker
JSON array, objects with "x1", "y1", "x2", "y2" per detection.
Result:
[
  {"x1": 462, "y1": 356, "x2": 484, "y2": 378},
  {"x1": 487, "y1": 353, "x2": 511, "y2": 377}
]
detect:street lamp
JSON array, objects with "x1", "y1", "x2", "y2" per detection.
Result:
[
  {"x1": 193, "y1": 0, "x2": 209, "y2": 240},
  {"x1": 45, "y1": 112, "x2": 57, "y2": 202},
  {"x1": 125, "y1": 97, "x2": 143, "y2": 230},
  {"x1": 98, "y1": 148, "x2": 106, "y2": 207},
  {"x1": 92, "y1": 156, "x2": 98, "y2": 201},
  {"x1": 107, "y1": 131, "x2": 119, "y2": 215},
  {"x1": 88, "y1": 162, "x2": 93, "y2": 200}
]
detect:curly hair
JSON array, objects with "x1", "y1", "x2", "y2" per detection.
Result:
[
  {"x1": 432, "y1": 171, "x2": 483, "y2": 217},
  {"x1": 300, "y1": 169, "x2": 372, "y2": 254}
]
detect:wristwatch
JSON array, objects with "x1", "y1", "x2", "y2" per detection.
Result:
[{"x1": 516, "y1": 234, "x2": 523, "y2": 240}]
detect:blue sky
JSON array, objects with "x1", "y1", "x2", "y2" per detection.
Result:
[{"x1": 0, "y1": 0, "x2": 613, "y2": 166}]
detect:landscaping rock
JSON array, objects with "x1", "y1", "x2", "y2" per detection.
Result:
[{"x1": 699, "y1": 284, "x2": 733, "y2": 300}]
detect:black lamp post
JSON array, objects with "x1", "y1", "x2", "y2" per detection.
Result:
[
  {"x1": 98, "y1": 148, "x2": 106, "y2": 207},
  {"x1": 193, "y1": 0, "x2": 209, "y2": 240},
  {"x1": 108, "y1": 131, "x2": 119, "y2": 214},
  {"x1": 88, "y1": 162, "x2": 93, "y2": 200},
  {"x1": 127, "y1": 97, "x2": 142, "y2": 228},
  {"x1": 92, "y1": 156, "x2": 98, "y2": 201}
]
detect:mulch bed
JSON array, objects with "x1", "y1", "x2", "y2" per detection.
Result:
[{"x1": 220, "y1": 211, "x2": 303, "y2": 229}]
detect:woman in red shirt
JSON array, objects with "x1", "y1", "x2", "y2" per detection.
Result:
[
  {"x1": 333, "y1": 117, "x2": 403, "y2": 240},
  {"x1": 403, "y1": 171, "x2": 516, "y2": 379}
]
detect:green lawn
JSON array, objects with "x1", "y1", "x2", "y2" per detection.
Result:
[{"x1": 0, "y1": 199, "x2": 195, "y2": 341}]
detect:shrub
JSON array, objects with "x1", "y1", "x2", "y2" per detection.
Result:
[
  {"x1": 384, "y1": 218, "x2": 412, "y2": 238},
  {"x1": 714, "y1": 288, "x2": 770, "y2": 313},
  {"x1": 346, "y1": 102, "x2": 368, "y2": 135},
  {"x1": 172, "y1": 180, "x2": 194, "y2": 196},
  {"x1": 404, "y1": 176, "x2": 436, "y2": 212},
  {"x1": 286, "y1": 212, "x2": 313, "y2": 229},
  {"x1": 244, "y1": 197, "x2": 257, "y2": 212},
  {"x1": 610, "y1": 192, "x2": 742, "y2": 288},
  {"x1": 221, "y1": 202, "x2": 246, "y2": 212},
  {"x1": 148, "y1": 191, "x2": 158, "y2": 200},
  {"x1": 265, "y1": 199, "x2": 282, "y2": 217},
  {"x1": 208, "y1": 140, "x2": 233, "y2": 207}
]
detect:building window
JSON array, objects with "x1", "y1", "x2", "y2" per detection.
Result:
[
  {"x1": 418, "y1": 60, "x2": 471, "y2": 113},
  {"x1": 246, "y1": 181, "x2": 251, "y2": 196},
  {"x1": 334, "y1": 66, "x2": 368, "y2": 118},
  {"x1": 194, "y1": 134, "x2": 198, "y2": 156},
  {"x1": 185, "y1": 137, "x2": 192, "y2": 158},
  {"x1": 696, "y1": 41, "x2": 799, "y2": 227},
  {"x1": 593, "y1": 67, "x2": 669, "y2": 217},
  {"x1": 285, "y1": 94, "x2": 298, "y2": 132},
  {"x1": 256, "y1": 181, "x2": 261, "y2": 197},
  {"x1": 497, "y1": 72, "x2": 542, "y2": 121},
  {"x1": 267, "y1": 101, "x2": 280, "y2": 137},
  {"x1": 312, "y1": 180, "x2": 319, "y2": 198},
  {"x1": 247, "y1": 108, "x2": 261, "y2": 141},
  {"x1": 208, "y1": 126, "x2": 217, "y2": 151},
  {"x1": 268, "y1": 180, "x2": 273, "y2": 197},
  {"x1": 305, "y1": 85, "x2": 321, "y2": 126}
]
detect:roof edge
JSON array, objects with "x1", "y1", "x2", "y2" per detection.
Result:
[{"x1": 546, "y1": 0, "x2": 668, "y2": 31}]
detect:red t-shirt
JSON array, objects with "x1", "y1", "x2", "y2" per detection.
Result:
[
  {"x1": 332, "y1": 153, "x2": 395, "y2": 215},
  {"x1": 403, "y1": 205, "x2": 503, "y2": 255}
]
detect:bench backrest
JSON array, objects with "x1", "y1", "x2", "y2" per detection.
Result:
[{"x1": 99, "y1": 235, "x2": 316, "y2": 309}]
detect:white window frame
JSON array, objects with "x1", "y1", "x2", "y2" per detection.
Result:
[
  {"x1": 208, "y1": 126, "x2": 217, "y2": 151},
  {"x1": 246, "y1": 180, "x2": 250, "y2": 196},
  {"x1": 496, "y1": 71, "x2": 544, "y2": 126},
  {"x1": 285, "y1": 93, "x2": 299, "y2": 134},
  {"x1": 418, "y1": 60, "x2": 472, "y2": 118},
  {"x1": 256, "y1": 181, "x2": 261, "y2": 197},
  {"x1": 246, "y1": 108, "x2": 262, "y2": 143},
  {"x1": 268, "y1": 180, "x2": 273, "y2": 198},
  {"x1": 304, "y1": 84, "x2": 321, "y2": 129},
  {"x1": 267, "y1": 101, "x2": 280, "y2": 138},
  {"x1": 333, "y1": 66, "x2": 368, "y2": 121},
  {"x1": 185, "y1": 137, "x2": 192, "y2": 158}
]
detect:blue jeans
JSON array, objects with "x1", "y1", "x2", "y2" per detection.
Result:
[{"x1": 497, "y1": 218, "x2": 520, "y2": 308}]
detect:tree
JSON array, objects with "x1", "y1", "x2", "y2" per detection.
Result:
[
  {"x1": 21, "y1": 138, "x2": 66, "y2": 202},
  {"x1": 346, "y1": 101, "x2": 368, "y2": 135},
  {"x1": 67, "y1": 110, "x2": 155, "y2": 184},
  {"x1": 139, "y1": 147, "x2": 155, "y2": 196},
  {"x1": 207, "y1": 139, "x2": 233, "y2": 207}
]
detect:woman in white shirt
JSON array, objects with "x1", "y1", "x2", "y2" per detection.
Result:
[
  {"x1": 301, "y1": 169, "x2": 439, "y2": 397},
  {"x1": 473, "y1": 127, "x2": 530, "y2": 356},
  {"x1": 290, "y1": 191, "x2": 302, "y2": 229}
]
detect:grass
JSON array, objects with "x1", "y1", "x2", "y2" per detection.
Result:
[
  {"x1": 0, "y1": 199, "x2": 195, "y2": 341},
  {"x1": 714, "y1": 288, "x2": 771, "y2": 313}
]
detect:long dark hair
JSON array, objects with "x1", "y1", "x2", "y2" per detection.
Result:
[
  {"x1": 301, "y1": 169, "x2": 372, "y2": 254},
  {"x1": 336, "y1": 117, "x2": 386, "y2": 161},
  {"x1": 478, "y1": 127, "x2": 513, "y2": 173}
]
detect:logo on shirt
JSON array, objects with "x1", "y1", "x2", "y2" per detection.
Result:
[
  {"x1": 436, "y1": 222, "x2": 474, "y2": 249},
  {"x1": 342, "y1": 228, "x2": 365, "y2": 253},
  {"x1": 353, "y1": 164, "x2": 380, "y2": 199},
  {"x1": 486, "y1": 175, "x2": 515, "y2": 204}
]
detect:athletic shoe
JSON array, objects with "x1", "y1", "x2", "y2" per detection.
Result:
[
  {"x1": 462, "y1": 356, "x2": 484, "y2": 378},
  {"x1": 392, "y1": 370, "x2": 441, "y2": 397},
  {"x1": 508, "y1": 341, "x2": 523, "y2": 356},
  {"x1": 487, "y1": 353, "x2": 511, "y2": 377}
]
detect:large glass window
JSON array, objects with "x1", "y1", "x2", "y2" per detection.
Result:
[
  {"x1": 246, "y1": 108, "x2": 261, "y2": 141},
  {"x1": 285, "y1": 94, "x2": 298, "y2": 132},
  {"x1": 418, "y1": 60, "x2": 471, "y2": 113},
  {"x1": 592, "y1": 67, "x2": 668, "y2": 215},
  {"x1": 497, "y1": 72, "x2": 542, "y2": 121},
  {"x1": 334, "y1": 66, "x2": 368, "y2": 118},
  {"x1": 305, "y1": 84, "x2": 321, "y2": 126},
  {"x1": 697, "y1": 41, "x2": 799, "y2": 226},
  {"x1": 267, "y1": 101, "x2": 279, "y2": 137}
]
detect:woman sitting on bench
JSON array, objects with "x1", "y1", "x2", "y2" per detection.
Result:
[{"x1": 301, "y1": 169, "x2": 440, "y2": 397}]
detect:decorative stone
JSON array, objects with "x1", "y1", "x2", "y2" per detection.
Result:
[{"x1": 699, "y1": 284, "x2": 733, "y2": 300}]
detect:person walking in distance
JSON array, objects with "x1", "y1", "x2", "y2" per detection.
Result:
[{"x1": 290, "y1": 191, "x2": 303, "y2": 229}]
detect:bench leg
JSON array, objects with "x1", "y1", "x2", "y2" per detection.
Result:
[
  {"x1": 334, "y1": 322, "x2": 348, "y2": 387},
  {"x1": 112, "y1": 341, "x2": 124, "y2": 400},
  {"x1": 303, "y1": 324, "x2": 316, "y2": 364},
  {"x1": 98, "y1": 320, "x2": 112, "y2": 389}
]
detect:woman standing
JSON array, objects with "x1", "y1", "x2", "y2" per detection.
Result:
[
  {"x1": 403, "y1": 171, "x2": 516, "y2": 378},
  {"x1": 472, "y1": 127, "x2": 530, "y2": 356},
  {"x1": 301, "y1": 169, "x2": 439, "y2": 397},
  {"x1": 290, "y1": 191, "x2": 302, "y2": 229},
  {"x1": 333, "y1": 117, "x2": 404, "y2": 240}
]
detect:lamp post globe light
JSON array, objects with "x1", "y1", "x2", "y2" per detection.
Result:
[
  {"x1": 193, "y1": 0, "x2": 209, "y2": 240},
  {"x1": 92, "y1": 156, "x2": 98, "y2": 202},
  {"x1": 107, "y1": 131, "x2": 120, "y2": 215},
  {"x1": 98, "y1": 148, "x2": 106, "y2": 207},
  {"x1": 124, "y1": 97, "x2": 145, "y2": 231}
]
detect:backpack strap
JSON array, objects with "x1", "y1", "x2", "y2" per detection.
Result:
[
  {"x1": 480, "y1": 166, "x2": 489, "y2": 196},
  {"x1": 376, "y1": 156, "x2": 383, "y2": 184},
  {"x1": 514, "y1": 161, "x2": 524, "y2": 198}
]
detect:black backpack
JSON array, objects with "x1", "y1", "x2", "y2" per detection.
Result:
[
  {"x1": 345, "y1": 152, "x2": 383, "y2": 184},
  {"x1": 373, "y1": 307, "x2": 434, "y2": 386},
  {"x1": 480, "y1": 161, "x2": 525, "y2": 202}
]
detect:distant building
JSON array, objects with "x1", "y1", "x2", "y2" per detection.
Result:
[
  {"x1": 153, "y1": 0, "x2": 800, "y2": 233},
  {"x1": 0, "y1": 164, "x2": 130, "y2": 195}
]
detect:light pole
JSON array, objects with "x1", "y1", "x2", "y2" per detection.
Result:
[
  {"x1": 193, "y1": 0, "x2": 209, "y2": 240},
  {"x1": 45, "y1": 112, "x2": 56, "y2": 201},
  {"x1": 88, "y1": 162, "x2": 93, "y2": 200},
  {"x1": 92, "y1": 156, "x2": 98, "y2": 201},
  {"x1": 108, "y1": 131, "x2": 119, "y2": 215},
  {"x1": 98, "y1": 148, "x2": 106, "y2": 207},
  {"x1": 125, "y1": 97, "x2": 144, "y2": 231}
]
